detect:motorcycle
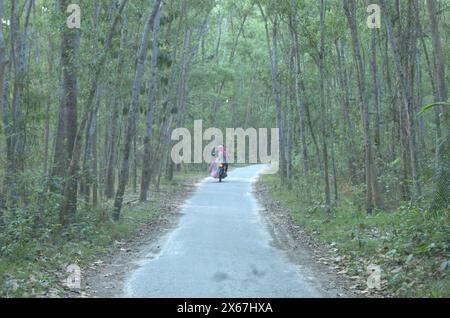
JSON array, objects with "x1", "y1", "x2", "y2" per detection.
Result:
[
  {"x1": 218, "y1": 163, "x2": 227, "y2": 182},
  {"x1": 210, "y1": 159, "x2": 227, "y2": 182}
]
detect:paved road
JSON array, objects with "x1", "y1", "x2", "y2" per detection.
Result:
[{"x1": 125, "y1": 165, "x2": 321, "y2": 297}]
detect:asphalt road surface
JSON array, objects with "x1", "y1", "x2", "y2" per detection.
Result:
[{"x1": 125, "y1": 165, "x2": 322, "y2": 297}]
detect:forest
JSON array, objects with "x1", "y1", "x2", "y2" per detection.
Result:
[{"x1": 0, "y1": 0, "x2": 448, "y2": 298}]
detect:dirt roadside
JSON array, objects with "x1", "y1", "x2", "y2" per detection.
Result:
[{"x1": 253, "y1": 178, "x2": 377, "y2": 298}]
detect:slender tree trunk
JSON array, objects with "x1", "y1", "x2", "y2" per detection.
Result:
[
  {"x1": 140, "y1": 2, "x2": 162, "y2": 201},
  {"x1": 335, "y1": 39, "x2": 357, "y2": 181},
  {"x1": 328, "y1": 80, "x2": 338, "y2": 203},
  {"x1": 319, "y1": 0, "x2": 331, "y2": 212},
  {"x1": 369, "y1": 29, "x2": 383, "y2": 209},
  {"x1": 371, "y1": 31, "x2": 381, "y2": 150},
  {"x1": 105, "y1": 79, "x2": 121, "y2": 198},
  {"x1": 156, "y1": 113, "x2": 174, "y2": 191},
  {"x1": 131, "y1": 133, "x2": 137, "y2": 194},
  {"x1": 414, "y1": 7, "x2": 426, "y2": 164},
  {"x1": 303, "y1": 83, "x2": 322, "y2": 173},
  {"x1": 272, "y1": 15, "x2": 287, "y2": 183},
  {"x1": 167, "y1": 27, "x2": 192, "y2": 181},
  {"x1": 155, "y1": 27, "x2": 180, "y2": 189},
  {"x1": 51, "y1": 83, "x2": 67, "y2": 190},
  {"x1": 43, "y1": 39, "x2": 56, "y2": 176},
  {"x1": 344, "y1": 0, "x2": 374, "y2": 214},
  {"x1": 427, "y1": 0, "x2": 449, "y2": 210},
  {"x1": 105, "y1": 16, "x2": 127, "y2": 199},
  {"x1": 289, "y1": 14, "x2": 309, "y2": 175},
  {"x1": 58, "y1": 0, "x2": 80, "y2": 224},
  {"x1": 81, "y1": 86, "x2": 100, "y2": 203},
  {"x1": 92, "y1": 122, "x2": 98, "y2": 207},
  {"x1": 0, "y1": 62, "x2": 11, "y2": 218},
  {"x1": 0, "y1": 0, "x2": 7, "y2": 226}
]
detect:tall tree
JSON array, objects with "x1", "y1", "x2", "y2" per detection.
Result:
[
  {"x1": 105, "y1": 20, "x2": 128, "y2": 199},
  {"x1": 57, "y1": 0, "x2": 80, "y2": 224},
  {"x1": 426, "y1": 0, "x2": 449, "y2": 210},
  {"x1": 140, "y1": 1, "x2": 162, "y2": 202},
  {"x1": 335, "y1": 39, "x2": 357, "y2": 181},
  {"x1": 0, "y1": 0, "x2": 7, "y2": 226},
  {"x1": 289, "y1": 12, "x2": 309, "y2": 175},
  {"x1": 344, "y1": 0, "x2": 375, "y2": 214},
  {"x1": 319, "y1": 0, "x2": 331, "y2": 212}
]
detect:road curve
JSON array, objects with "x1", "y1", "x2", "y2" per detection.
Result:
[{"x1": 125, "y1": 165, "x2": 322, "y2": 297}]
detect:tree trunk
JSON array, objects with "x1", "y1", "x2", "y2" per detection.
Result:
[
  {"x1": 58, "y1": 0, "x2": 80, "y2": 225},
  {"x1": 371, "y1": 31, "x2": 381, "y2": 151},
  {"x1": 289, "y1": 14, "x2": 309, "y2": 175},
  {"x1": 335, "y1": 39, "x2": 357, "y2": 181},
  {"x1": 328, "y1": 80, "x2": 338, "y2": 203},
  {"x1": 81, "y1": 85, "x2": 100, "y2": 203},
  {"x1": 167, "y1": 27, "x2": 192, "y2": 181},
  {"x1": 427, "y1": 0, "x2": 449, "y2": 210},
  {"x1": 301, "y1": 75, "x2": 322, "y2": 173},
  {"x1": 92, "y1": 122, "x2": 98, "y2": 207},
  {"x1": 319, "y1": 0, "x2": 331, "y2": 212},
  {"x1": 131, "y1": 133, "x2": 138, "y2": 194},
  {"x1": 105, "y1": 21, "x2": 128, "y2": 199},
  {"x1": 344, "y1": 0, "x2": 374, "y2": 214},
  {"x1": 43, "y1": 39, "x2": 55, "y2": 176},
  {"x1": 0, "y1": 0, "x2": 7, "y2": 226},
  {"x1": 370, "y1": 29, "x2": 383, "y2": 209},
  {"x1": 140, "y1": 2, "x2": 162, "y2": 201}
]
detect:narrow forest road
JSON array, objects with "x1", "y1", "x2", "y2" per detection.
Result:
[{"x1": 124, "y1": 165, "x2": 336, "y2": 298}]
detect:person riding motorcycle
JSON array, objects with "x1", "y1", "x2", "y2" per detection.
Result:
[
  {"x1": 209, "y1": 145, "x2": 229, "y2": 179},
  {"x1": 216, "y1": 145, "x2": 228, "y2": 174}
]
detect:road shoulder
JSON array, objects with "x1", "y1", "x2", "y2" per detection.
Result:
[{"x1": 254, "y1": 178, "x2": 361, "y2": 298}]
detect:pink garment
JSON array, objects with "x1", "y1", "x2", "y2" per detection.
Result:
[
  {"x1": 209, "y1": 159, "x2": 220, "y2": 178},
  {"x1": 217, "y1": 145, "x2": 228, "y2": 163},
  {"x1": 209, "y1": 146, "x2": 228, "y2": 178}
]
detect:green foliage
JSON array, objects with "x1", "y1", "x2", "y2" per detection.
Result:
[{"x1": 0, "y1": 172, "x2": 195, "y2": 297}]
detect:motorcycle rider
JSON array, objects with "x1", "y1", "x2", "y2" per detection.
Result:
[
  {"x1": 210, "y1": 145, "x2": 228, "y2": 177},
  {"x1": 216, "y1": 145, "x2": 229, "y2": 174}
]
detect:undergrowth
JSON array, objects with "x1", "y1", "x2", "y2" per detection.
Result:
[{"x1": 262, "y1": 174, "x2": 450, "y2": 298}]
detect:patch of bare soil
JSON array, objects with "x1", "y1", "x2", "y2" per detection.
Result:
[
  {"x1": 77, "y1": 177, "x2": 204, "y2": 298},
  {"x1": 254, "y1": 179, "x2": 365, "y2": 298}
]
